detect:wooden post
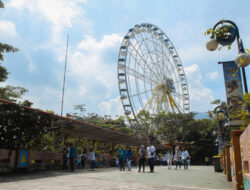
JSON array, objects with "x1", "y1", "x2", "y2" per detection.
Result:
[
  {"x1": 225, "y1": 144, "x2": 232, "y2": 181},
  {"x1": 231, "y1": 130, "x2": 244, "y2": 190},
  {"x1": 223, "y1": 149, "x2": 226, "y2": 174}
]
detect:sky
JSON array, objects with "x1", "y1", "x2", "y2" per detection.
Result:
[{"x1": 0, "y1": 0, "x2": 250, "y2": 118}]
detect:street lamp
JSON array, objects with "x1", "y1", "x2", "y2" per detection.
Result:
[
  {"x1": 213, "y1": 105, "x2": 229, "y2": 152},
  {"x1": 206, "y1": 19, "x2": 249, "y2": 93}
]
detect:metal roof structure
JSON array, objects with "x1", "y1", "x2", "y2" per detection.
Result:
[
  {"x1": 59, "y1": 119, "x2": 146, "y2": 146},
  {"x1": 0, "y1": 98, "x2": 146, "y2": 146}
]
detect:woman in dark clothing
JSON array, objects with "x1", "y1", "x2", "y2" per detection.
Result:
[
  {"x1": 138, "y1": 145, "x2": 146, "y2": 172},
  {"x1": 81, "y1": 149, "x2": 87, "y2": 169},
  {"x1": 126, "y1": 147, "x2": 133, "y2": 171}
]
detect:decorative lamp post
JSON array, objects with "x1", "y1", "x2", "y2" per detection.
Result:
[
  {"x1": 206, "y1": 19, "x2": 249, "y2": 93},
  {"x1": 213, "y1": 105, "x2": 229, "y2": 152}
]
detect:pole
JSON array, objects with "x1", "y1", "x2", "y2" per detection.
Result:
[
  {"x1": 241, "y1": 67, "x2": 248, "y2": 93},
  {"x1": 61, "y1": 34, "x2": 69, "y2": 116}
]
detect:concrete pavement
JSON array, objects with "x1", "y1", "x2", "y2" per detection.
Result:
[{"x1": 0, "y1": 166, "x2": 233, "y2": 190}]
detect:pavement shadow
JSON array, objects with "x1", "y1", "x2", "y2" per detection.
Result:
[{"x1": 0, "y1": 167, "x2": 119, "y2": 183}]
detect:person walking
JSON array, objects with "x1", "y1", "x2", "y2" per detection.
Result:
[
  {"x1": 118, "y1": 146, "x2": 126, "y2": 171},
  {"x1": 66, "y1": 143, "x2": 70, "y2": 170},
  {"x1": 166, "y1": 150, "x2": 173, "y2": 169},
  {"x1": 69, "y1": 143, "x2": 77, "y2": 172},
  {"x1": 147, "y1": 142, "x2": 156, "y2": 173},
  {"x1": 138, "y1": 145, "x2": 146, "y2": 172},
  {"x1": 174, "y1": 146, "x2": 181, "y2": 170},
  {"x1": 156, "y1": 154, "x2": 160, "y2": 165},
  {"x1": 62, "y1": 144, "x2": 68, "y2": 170},
  {"x1": 89, "y1": 148, "x2": 95, "y2": 171},
  {"x1": 126, "y1": 147, "x2": 133, "y2": 171},
  {"x1": 181, "y1": 147, "x2": 190, "y2": 170},
  {"x1": 76, "y1": 151, "x2": 82, "y2": 169},
  {"x1": 81, "y1": 149, "x2": 87, "y2": 169},
  {"x1": 115, "y1": 156, "x2": 119, "y2": 168},
  {"x1": 162, "y1": 153, "x2": 167, "y2": 166}
]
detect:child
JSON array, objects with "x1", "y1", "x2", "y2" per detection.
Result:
[
  {"x1": 115, "y1": 156, "x2": 119, "y2": 168},
  {"x1": 76, "y1": 152, "x2": 82, "y2": 168}
]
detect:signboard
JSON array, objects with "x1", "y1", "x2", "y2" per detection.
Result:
[
  {"x1": 221, "y1": 61, "x2": 244, "y2": 118},
  {"x1": 18, "y1": 150, "x2": 29, "y2": 168}
]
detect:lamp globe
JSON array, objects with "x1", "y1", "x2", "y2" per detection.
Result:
[
  {"x1": 206, "y1": 38, "x2": 218, "y2": 51},
  {"x1": 235, "y1": 53, "x2": 250, "y2": 67}
]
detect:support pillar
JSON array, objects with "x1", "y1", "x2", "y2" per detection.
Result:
[
  {"x1": 225, "y1": 144, "x2": 232, "y2": 182},
  {"x1": 223, "y1": 149, "x2": 226, "y2": 174},
  {"x1": 231, "y1": 130, "x2": 244, "y2": 190}
]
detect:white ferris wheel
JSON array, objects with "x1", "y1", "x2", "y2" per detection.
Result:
[{"x1": 117, "y1": 23, "x2": 190, "y2": 121}]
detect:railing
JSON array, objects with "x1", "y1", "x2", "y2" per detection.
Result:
[{"x1": 219, "y1": 124, "x2": 250, "y2": 190}]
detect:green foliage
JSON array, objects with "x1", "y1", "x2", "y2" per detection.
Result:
[
  {"x1": 135, "y1": 110, "x2": 217, "y2": 162},
  {"x1": 0, "y1": 64, "x2": 8, "y2": 82},
  {"x1": 207, "y1": 100, "x2": 227, "y2": 119},
  {"x1": 0, "y1": 2, "x2": 27, "y2": 103},
  {"x1": 0, "y1": 0, "x2": 4, "y2": 8},
  {"x1": 0, "y1": 43, "x2": 18, "y2": 83},
  {"x1": 0, "y1": 43, "x2": 18, "y2": 62},
  {"x1": 210, "y1": 99, "x2": 221, "y2": 105},
  {"x1": 134, "y1": 110, "x2": 154, "y2": 138},
  {"x1": 0, "y1": 85, "x2": 27, "y2": 102},
  {"x1": 205, "y1": 24, "x2": 232, "y2": 50},
  {"x1": 236, "y1": 93, "x2": 250, "y2": 129},
  {"x1": 0, "y1": 101, "x2": 63, "y2": 150}
]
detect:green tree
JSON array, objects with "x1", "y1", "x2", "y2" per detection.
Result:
[
  {"x1": 0, "y1": 85, "x2": 27, "y2": 102},
  {"x1": 0, "y1": 101, "x2": 62, "y2": 150},
  {"x1": 155, "y1": 112, "x2": 195, "y2": 147},
  {"x1": 0, "y1": 1, "x2": 27, "y2": 101},
  {"x1": 0, "y1": 0, "x2": 4, "y2": 8},
  {"x1": 135, "y1": 110, "x2": 154, "y2": 139},
  {"x1": 135, "y1": 111, "x2": 217, "y2": 163}
]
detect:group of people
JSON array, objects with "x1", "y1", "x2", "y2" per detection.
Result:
[
  {"x1": 156, "y1": 150, "x2": 173, "y2": 169},
  {"x1": 63, "y1": 142, "x2": 190, "y2": 173},
  {"x1": 173, "y1": 146, "x2": 190, "y2": 170},
  {"x1": 156, "y1": 147, "x2": 190, "y2": 170},
  {"x1": 117, "y1": 143, "x2": 190, "y2": 173},
  {"x1": 117, "y1": 142, "x2": 156, "y2": 173},
  {"x1": 63, "y1": 144, "x2": 96, "y2": 172}
]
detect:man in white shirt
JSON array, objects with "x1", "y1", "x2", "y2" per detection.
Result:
[
  {"x1": 147, "y1": 142, "x2": 156, "y2": 173},
  {"x1": 181, "y1": 147, "x2": 190, "y2": 170}
]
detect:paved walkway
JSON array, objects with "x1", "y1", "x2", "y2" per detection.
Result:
[{"x1": 0, "y1": 166, "x2": 233, "y2": 190}]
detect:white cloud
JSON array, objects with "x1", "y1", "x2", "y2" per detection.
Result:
[
  {"x1": 206, "y1": 71, "x2": 219, "y2": 80},
  {"x1": 8, "y1": 0, "x2": 90, "y2": 46},
  {"x1": 78, "y1": 34, "x2": 123, "y2": 51},
  {"x1": 184, "y1": 64, "x2": 214, "y2": 111},
  {"x1": 68, "y1": 33, "x2": 123, "y2": 99},
  {"x1": 25, "y1": 54, "x2": 37, "y2": 73},
  {"x1": 98, "y1": 96, "x2": 124, "y2": 117},
  {"x1": 0, "y1": 20, "x2": 18, "y2": 38},
  {"x1": 21, "y1": 85, "x2": 62, "y2": 113}
]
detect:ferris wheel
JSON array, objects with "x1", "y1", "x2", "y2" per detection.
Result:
[{"x1": 117, "y1": 23, "x2": 190, "y2": 121}]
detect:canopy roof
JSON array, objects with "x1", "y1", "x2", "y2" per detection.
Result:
[{"x1": 0, "y1": 98, "x2": 146, "y2": 146}]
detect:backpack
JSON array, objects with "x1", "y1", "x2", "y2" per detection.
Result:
[{"x1": 141, "y1": 149, "x2": 146, "y2": 158}]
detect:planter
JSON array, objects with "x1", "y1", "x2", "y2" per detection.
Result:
[
  {"x1": 216, "y1": 25, "x2": 237, "y2": 46},
  {"x1": 213, "y1": 156, "x2": 223, "y2": 172}
]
